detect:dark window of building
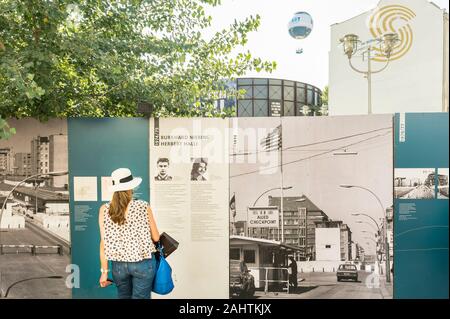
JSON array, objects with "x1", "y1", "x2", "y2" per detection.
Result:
[
  {"x1": 244, "y1": 250, "x2": 256, "y2": 264},
  {"x1": 284, "y1": 86, "x2": 294, "y2": 101},
  {"x1": 254, "y1": 100, "x2": 268, "y2": 117},
  {"x1": 269, "y1": 85, "x2": 282, "y2": 100},
  {"x1": 269, "y1": 79, "x2": 282, "y2": 85},
  {"x1": 284, "y1": 80, "x2": 294, "y2": 86},
  {"x1": 307, "y1": 90, "x2": 314, "y2": 105},
  {"x1": 253, "y1": 86, "x2": 268, "y2": 99},
  {"x1": 230, "y1": 248, "x2": 240, "y2": 260},
  {"x1": 325, "y1": 245, "x2": 331, "y2": 248},
  {"x1": 253, "y1": 78, "x2": 268, "y2": 85},
  {"x1": 239, "y1": 85, "x2": 252, "y2": 99},
  {"x1": 261, "y1": 250, "x2": 273, "y2": 264},
  {"x1": 284, "y1": 101, "x2": 295, "y2": 116},
  {"x1": 296, "y1": 87, "x2": 306, "y2": 103},
  {"x1": 238, "y1": 100, "x2": 252, "y2": 117},
  {"x1": 237, "y1": 78, "x2": 252, "y2": 85}
]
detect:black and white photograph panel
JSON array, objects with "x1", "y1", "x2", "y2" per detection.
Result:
[
  {"x1": 0, "y1": 118, "x2": 70, "y2": 299},
  {"x1": 394, "y1": 168, "x2": 436, "y2": 199},
  {"x1": 437, "y1": 168, "x2": 449, "y2": 199},
  {"x1": 229, "y1": 115, "x2": 394, "y2": 299}
]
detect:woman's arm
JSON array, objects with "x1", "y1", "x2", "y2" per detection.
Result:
[
  {"x1": 147, "y1": 205, "x2": 160, "y2": 242},
  {"x1": 98, "y1": 205, "x2": 109, "y2": 286}
]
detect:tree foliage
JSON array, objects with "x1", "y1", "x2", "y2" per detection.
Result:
[
  {"x1": 0, "y1": 116, "x2": 15, "y2": 139},
  {"x1": 0, "y1": 0, "x2": 276, "y2": 120}
]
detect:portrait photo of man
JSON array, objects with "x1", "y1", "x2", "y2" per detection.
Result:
[{"x1": 155, "y1": 157, "x2": 173, "y2": 181}]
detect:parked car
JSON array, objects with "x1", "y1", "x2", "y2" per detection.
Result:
[
  {"x1": 229, "y1": 260, "x2": 255, "y2": 298},
  {"x1": 337, "y1": 264, "x2": 358, "y2": 282}
]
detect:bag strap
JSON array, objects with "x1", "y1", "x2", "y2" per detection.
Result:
[{"x1": 156, "y1": 241, "x2": 165, "y2": 257}]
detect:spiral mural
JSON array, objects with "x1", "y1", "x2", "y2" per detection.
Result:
[{"x1": 369, "y1": 4, "x2": 416, "y2": 61}]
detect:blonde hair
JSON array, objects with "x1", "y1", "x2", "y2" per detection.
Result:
[{"x1": 108, "y1": 190, "x2": 132, "y2": 225}]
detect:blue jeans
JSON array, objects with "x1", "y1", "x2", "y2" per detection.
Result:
[{"x1": 111, "y1": 255, "x2": 157, "y2": 299}]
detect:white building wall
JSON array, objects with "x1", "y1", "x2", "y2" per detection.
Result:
[
  {"x1": 45, "y1": 202, "x2": 69, "y2": 215},
  {"x1": 329, "y1": 0, "x2": 448, "y2": 115},
  {"x1": 316, "y1": 228, "x2": 341, "y2": 261},
  {"x1": 49, "y1": 134, "x2": 68, "y2": 188}
]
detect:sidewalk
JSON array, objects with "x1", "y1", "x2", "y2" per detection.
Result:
[{"x1": 379, "y1": 275, "x2": 393, "y2": 299}]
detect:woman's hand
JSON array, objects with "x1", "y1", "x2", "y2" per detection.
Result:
[{"x1": 99, "y1": 272, "x2": 109, "y2": 288}]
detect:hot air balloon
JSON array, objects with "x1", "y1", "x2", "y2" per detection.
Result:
[{"x1": 288, "y1": 12, "x2": 313, "y2": 40}]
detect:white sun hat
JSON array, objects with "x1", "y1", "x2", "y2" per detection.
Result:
[{"x1": 110, "y1": 168, "x2": 142, "y2": 192}]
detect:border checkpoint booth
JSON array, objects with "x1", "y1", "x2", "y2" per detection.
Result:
[{"x1": 230, "y1": 235, "x2": 302, "y2": 293}]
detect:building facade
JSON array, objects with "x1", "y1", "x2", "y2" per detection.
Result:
[
  {"x1": 217, "y1": 77, "x2": 324, "y2": 117},
  {"x1": 0, "y1": 147, "x2": 12, "y2": 175},
  {"x1": 14, "y1": 152, "x2": 32, "y2": 176},
  {"x1": 49, "y1": 134, "x2": 68, "y2": 188},
  {"x1": 315, "y1": 226, "x2": 341, "y2": 261},
  {"x1": 31, "y1": 136, "x2": 50, "y2": 175},
  {"x1": 340, "y1": 223, "x2": 352, "y2": 261},
  {"x1": 263, "y1": 195, "x2": 329, "y2": 261},
  {"x1": 329, "y1": 0, "x2": 449, "y2": 115},
  {"x1": 12, "y1": 187, "x2": 69, "y2": 214}
]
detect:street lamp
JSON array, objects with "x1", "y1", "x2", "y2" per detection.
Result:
[
  {"x1": 339, "y1": 32, "x2": 399, "y2": 114},
  {"x1": 354, "y1": 216, "x2": 383, "y2": 274},
  {"x1": 364, "y1": 236, "x2": 377, "y2": 244},
  {"x1": 351, "y1": 213, "x2": 381, "y2": 235},
  {"x1": 253, "y1": 186, "x2": 293, "y2": 207},
  {"x1": 361, "y1": 230, "x2": 376, "y2": 237},
  {"x1": 340, "y1": 184, "x2": 391, "y2": 283},
  {"x1": 356, "y1": 220, "x2": 379, "y2": 234}
]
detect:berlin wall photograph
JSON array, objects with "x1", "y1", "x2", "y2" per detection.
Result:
[
  {"x1": 229, "y1": 115, "x2": 393, "y2": 299},
  {"x1": 0, "y1": 118, "x2": 70, "y2": 298}
]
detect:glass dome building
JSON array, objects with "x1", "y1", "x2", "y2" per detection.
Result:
[{"x1": 217, "y1": 77, "x2": 323, "y2": 117}]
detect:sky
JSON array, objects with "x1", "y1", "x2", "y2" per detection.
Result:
[
  {"x1": 0, "y1": 119, "x2": 67, "y2": 154},
  {"x1": 205, "y1": 0, "x2": 449, "y2": 89}
]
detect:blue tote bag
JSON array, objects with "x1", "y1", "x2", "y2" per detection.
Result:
[{"x1": 152, "y1": 243, "x2": 174, "y2": 295}]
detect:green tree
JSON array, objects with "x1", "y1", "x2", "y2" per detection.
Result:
[
  {"x1": 0, "y1": 0, "x2": 276, "y2": 120},
  {"x1": 0, "y1": 116, "x2": 15, "y2": 139}
]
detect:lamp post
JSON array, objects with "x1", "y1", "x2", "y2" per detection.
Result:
[
  {"x1": 361, "y1": 230, "x2": 376, "y2": 237},
  {"x1": 253, "y1": 186, "x2": 293, "y2": 207},
  {"x1": 340, "y1": 32, "x2": 399, "y2": 114},
  {"x1": 356, "y1": 220, "x2": 379, "y2": 234},
  {"x1": 0, "y1": 171, "x2": 68, "y2": 297},
  {"x1": 352, "y1": 213, "x2": 381, "y2": 234},
  {"x1": 341, "y1": 184, "x2": 391, "y2": 283}
]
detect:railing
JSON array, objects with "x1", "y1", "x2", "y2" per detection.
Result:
[
  {"x1": 0, "y1": 244, "x2": 64, "y2": 256},
  {"x1": 253, "y1": 267, "x2": 290, "y2": 294}
]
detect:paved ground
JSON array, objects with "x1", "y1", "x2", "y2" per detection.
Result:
[
  {"x1": 254, "y1": 271, "x2": 393, "y2": 299},
  {"x1": 0, "y1": 228, "x2": 71, "y2": 299},
  {"x1": 401, "y1": 185, "x2": 434, "y2": 199}
]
